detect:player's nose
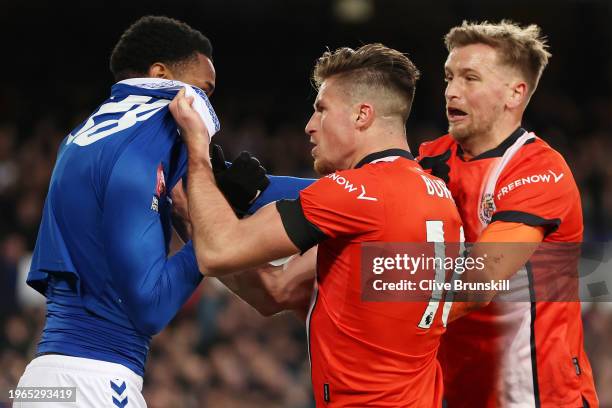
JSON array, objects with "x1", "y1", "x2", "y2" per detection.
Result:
[
  {"x1": 444, "y1": 80, "x2": 460, "y2": 102},
  {"x1": 305, "y1": 113, "x2": 317, "y2": 135}
]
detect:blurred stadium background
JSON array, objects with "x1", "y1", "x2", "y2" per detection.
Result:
[{"x1": 0, "y1": 0, "x2": 610, "y2": 407}]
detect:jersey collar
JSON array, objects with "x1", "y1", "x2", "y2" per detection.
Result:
[
  {"x1": 457, "y1": 127, "x2": 528, "y2": 161},
  {"x1": 355, "y1": 149, "x2": 415, "y2": 169}
]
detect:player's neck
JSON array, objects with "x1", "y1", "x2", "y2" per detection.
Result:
[
  {"x1": 349, "y1": 137, "x2": 411, "y2": 169},
  {"x1": 459, "y1": 120, "x2": 521, "y2": 158}
]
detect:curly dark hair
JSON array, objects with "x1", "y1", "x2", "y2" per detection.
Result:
[{"x1": 110, "y1": 16, "x2": 212, "y2": 81}]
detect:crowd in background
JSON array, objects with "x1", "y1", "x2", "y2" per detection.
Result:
[{"x1": 0, "y1": 85, "x2": 610, "y2": 406}]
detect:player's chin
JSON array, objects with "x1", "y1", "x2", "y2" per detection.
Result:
[
  {"x1": 314, "y1": 159, "x2": 335, "y2": 176},
  {"x1": 448, "y1": 123, "x2": 470, "y2": 141}
]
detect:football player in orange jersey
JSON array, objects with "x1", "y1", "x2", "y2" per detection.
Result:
[
  {"x1": 170, "y1": 43, "x2": 465, "y2": 407},
  {"x1": 417, "y1": 20, "x2": 598, "y2": 407},
  {"x1": 168, "y1": 21, "x2": 598, "y2": 407},
  {"x1": 216, "y1": 20, "x2": 600, "y2": 408}
]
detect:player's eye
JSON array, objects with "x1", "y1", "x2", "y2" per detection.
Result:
[{"x1": 466, "y1": 76, "x2": 479, "y2": 82}]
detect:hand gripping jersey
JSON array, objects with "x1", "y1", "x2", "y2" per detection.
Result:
[
  {"x1": 277, "y1": 149, "x2": 463, "y2": 407},
  {"x1": 26, "y1": 79, "x2": 218, "y2": 376},
  {"x1": 419, "y1": 128, "x2": 598, "y2": 407}
]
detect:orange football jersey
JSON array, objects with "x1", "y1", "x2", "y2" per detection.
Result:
[
  {"x1": 277, "y1": 149, "x2": 463, "y2": 407},
  {"x1": 419, "y1": 128, "x2": 598, "y2": 408}
]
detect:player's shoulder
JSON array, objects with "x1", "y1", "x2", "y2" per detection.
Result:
[
  {"x1": 319, "y1": 166, "x2": 380, "y2": 192},
  {"x1": 494, "y1": 132, "x2": 578, "y2": 202},
  {"x1": 302, "y1": 166, "x2": 383, "y2": 206},
  {"x1": 512, "y1": 133, "x2": 571, "y2": 170},
  {"x1": 312, "y1": 166, "x2": 368, "y2": 186},
  {"x1": 418, "y1": 134, "x2": 456, "y2": 157}
]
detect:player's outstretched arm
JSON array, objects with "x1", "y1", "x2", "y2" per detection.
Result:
[
  {"x1": 448, "y1": 221, "x2": 544, "y2": 322},
  {"x1": 249, "y1": 175, "x2": 316, "y2": 214},
  {"x1": 171, "y1": 155, "x2": 315, "y2": 316},
  {"x1": 170, "y1": 89, "x2": 301, "y2": 276},
  {"x1": 218, "y1": 247, "x2": 316, "y2": 317},
  {"x1": 207, "y1": 141, "x2": 315, "y2": 215}
]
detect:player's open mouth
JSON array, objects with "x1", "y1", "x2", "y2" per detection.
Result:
[
  {"x1": 447, "y1": 107, "x2": 468, "y2": 122},
  {"x1": 310, "y1": 140, "x2": 318, "y2": 156}
]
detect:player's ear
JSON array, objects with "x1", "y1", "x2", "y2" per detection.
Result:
[
  {"x1": 148, "y1": 62, "x2": 173, "y2": 79},
  {"x1": 507, "y1": 80, "x2": 528, "y2": 109},
  {"x1": 355, "y1": 102, "x2": 375, "y2": 130}
]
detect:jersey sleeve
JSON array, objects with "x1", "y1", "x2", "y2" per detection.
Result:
[
  {"x1": 491, "y1": 149, "x2": 578, "y2": 234},
  {"x1": 478, "y1": 221, "x2": 545, "y2": 243},
  {"x1": 249, "y1": 175, "x2": 316, "y2": 213},
  {"x1": 417, "y1": 135, "x2": 454, "y2": 183},
  {"x1": 276, "y1": 170, "x2": 383, "y2": 252},
  {"x1": 102, "y1": 144, "x2": 203, "y2": 336}
]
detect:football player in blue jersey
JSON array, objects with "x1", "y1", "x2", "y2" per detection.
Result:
[{"x1": 15, "y1": 16, "x2": 222, "y2": 408}]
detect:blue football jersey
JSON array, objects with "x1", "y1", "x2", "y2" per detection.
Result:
[{"x1": 28, "y1": 80, "x2": 207, "y2": 376}]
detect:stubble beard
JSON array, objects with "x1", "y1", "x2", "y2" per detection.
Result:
[
  {"x1": 448, "y1": 117, "x2": 494, "y2": 147},
  {"x1": 448, "y1": 122, "x2": 472, "y2": 143},
  {"x1": 313, "y1": 158, "x2": 336, "y2": 176}
]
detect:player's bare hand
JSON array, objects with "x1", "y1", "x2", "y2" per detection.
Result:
[{"x1": 169, "y1": 88, "x2": 210, "y2": 158}]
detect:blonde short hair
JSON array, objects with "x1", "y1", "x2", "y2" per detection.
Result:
[{"x1": 445, "y1": 20, "x2": 552, "y2": 95}]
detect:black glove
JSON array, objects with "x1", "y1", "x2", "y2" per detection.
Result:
[
  {"x1": 418, "y1": 149, "x2": 451, "y2": 184},
  {"x1": 210, "y1": 144, "x2": 270, "y2": 213}
]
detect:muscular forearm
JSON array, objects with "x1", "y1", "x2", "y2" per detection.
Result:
[
  {"x1": 217, "y1": 249, "x2": 316, "y2": 317},
  {"x1": 269, "y1": 248, "x2": 317, "y2": 310},
  {"x1": 447, "y1": 242, "x2": 539, "y2": 322},
  {"x1": 448, "y1": 223, "x2": 544, "y2": 322},
  {"x1": 217, "y1": 266, "x2": 287, "y2": 317},
  {"x1": 173, "y1": 89, "x2": 299, "y2": 276},
  {"x1": 186, "y1": 154, "x2": 241, "y2": 274},
  {"x1": 446, "y1": 243, "x2": 524, "y2": 323}
]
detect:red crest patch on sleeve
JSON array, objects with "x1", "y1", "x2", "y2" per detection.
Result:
[{"x1": 156, "y1": 163, "x2": 166, "y2": 197}]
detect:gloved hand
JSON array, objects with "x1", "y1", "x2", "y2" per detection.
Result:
[
  {"x1": 210, "y1": 144, "x2": 270, "y2": 214},
  {"x1": 418, "y1": 149, "x2": 451, "y2": 184}
]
